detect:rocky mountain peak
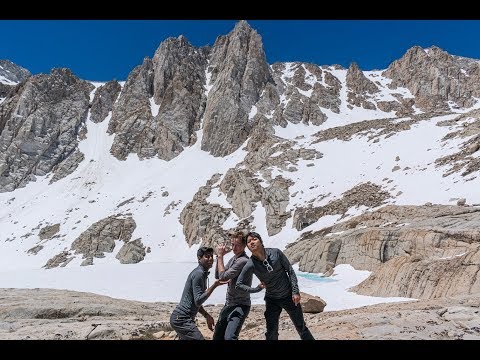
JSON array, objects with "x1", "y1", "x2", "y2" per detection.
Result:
[
  {"x1": 346, "y1": 61, "x2": 379, "y2": 94},
  {"x1": 232, "y1": 19, "x2": 254, "y2": 35},
  {"x1": 0, "y1": 59, "x2": 31, "y2": 98},
  {"x1": 383, "y1": 45, "x2": 480, "y2": 111},
  {"x1": 230, "y1": 20, "x2": 262, "y2": 53},
  {"x1": 152, "y1": 34, "x2": 205, "y2": 99},
  {"x1": 401, "y1": 45, "x2": 428, "y2": 62},
  {"x1": 389, "y1": 45, "x2": 458, "y2": 69},
  {"x1": 387, "y1": 45, "x2": 456, "y2": 72},
  {"x1": 107, "y1": 32, "x2": 209, "y2": 162},
  {"x1": 0, "y1": 59, "x2": 31, "y2": 83},
  {"x1": 345, "y1": 61, "x2": 379, "y2": 110},
  {"x1": 201, "y1": 20, "x2": 272, "y2": 157},
  {"x1": 176, "y1": 34, "x2": 187, "y2": 43},
  {"x1": 348, "y1": 61, "x2": 361, "y2": 72},
  {"x1": 48, "y1": 67, "x2": 80, "y2": 85},
  {"x1": 0, "y1": 68, "x2": 93, "y2": 192},
  {"x1": 159, "y1": 35, "x2": 192, "y2": 52},
  {"x1": 424, "y1": 45, "x2": 451, "y2": 59}
]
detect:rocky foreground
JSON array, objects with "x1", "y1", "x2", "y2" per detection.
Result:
[{"x1": 1, "y1": 288, "x2": 479, "y2": 340}]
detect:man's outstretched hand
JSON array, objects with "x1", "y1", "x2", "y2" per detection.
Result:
[{"x1": 214, "y1": 279, "x2": 230, "y2": 287}]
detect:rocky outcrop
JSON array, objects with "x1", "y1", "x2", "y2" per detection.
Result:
[
  {"x1": 219, "y1": 168, "x2": 262, "y2": 219},
  {"x1": 108, "y1": 36, "x2": 209, "y2": 162},
  {"x1": 383, "y1": 46, "x2": 480, "y2": 111},
  {"x1": 243, "y1": 129, "x2": 322, "y2": 175},
  {"x1": 0, "y1": 83, "x2": 12, "y2": 99},
  {"x1": 179, "y1": 174, "x2": 231, "y2": 248},
  {"x1": 177, "y1": 128, "x2": 320, "y2": 241},
  {"x1": 347, "y1": 62, "x2": 379, "y2": 95},
  {"x1": 292, "y1": 182, "x2": 391, "y2": 231},
  {"x1": 72, "y1": 215, "x2": 136, "y2": 260},
  {"x1": 261, "y1": 176, "x2": 293, "y2": 236},
  {"x1": 346, "y1": 62, "x2": 379, "y2": 110},
  {"x1": 201, "y1": 20, "x2": 272, "y2": 157},
  {"x1": 376, "y1": 96, "x2": 415, "y2": 117},
  {"x1": 0, "y1": 68, "x2": 93, "y2": 192},
  {"x1": 115, "y1": 238, "x2": 146, "y2": 264},
  {"x1": 90, "y1": 80, "x2": 122, "y2": 123},
  {"x1": 435, "y1": 109, "x2": 480, "y2": 177},
  {"x1": 269, "y1": 62, "x2": 340, "y2": 128},
  {"x1": 44, "y1": 251, "x2": 73, "y2": 269},
  {"x1": 286, "y1": 205, "x2": 480, "y2": 300},
  {"x1": 209, "y1": 129, "x2": 321, "y2": 238},
  {"x1": 312, "y1": 116, "x2": 418, "y2": 144},
  {"x1": 49, "y1": 148, "x2": 85, "y2": 183},
  {"x1": 43, "y1": 215, "x2": 138, "y2": 268},
  {"x1": 0, "y1": 288, "x2": 178, "y2": 340},
  {"x1": 182, "y1": 126, "x2": 322, "y2": 244},
  {"x1": 152, "y1": 35, "x2": 209, "y2": 147},
  {"x1": 38, "y1": 223, "x2": 60, "y2": 240},
  {"x1": 107, "y1": 58, "x2": 156, "y2": 160}
]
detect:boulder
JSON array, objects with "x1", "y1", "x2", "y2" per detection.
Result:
[{"x1": 300, "y1": 292, "x2": 327, "y2": 313}]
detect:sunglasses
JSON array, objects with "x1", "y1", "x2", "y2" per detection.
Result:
[{"x1": 262, "y1": 259, "x2": 273, "y2": 273}]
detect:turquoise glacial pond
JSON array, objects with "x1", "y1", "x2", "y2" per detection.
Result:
[{"x1": 297, "y1": 272, "x2": 337, "y2": 282}]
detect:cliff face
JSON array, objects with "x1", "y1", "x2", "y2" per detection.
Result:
[
  {"x1": 201, "y1": 20, "x2": 272, "y2": 157},
  {"x1": 0, "y1": 68, "x2": 93, "y2": 192},
  {"x1": 285, "y1": 204, "x2": 480, "y2": 300}
]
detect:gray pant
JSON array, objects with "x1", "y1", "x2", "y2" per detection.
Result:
[
  {"x1": 170, "y1": 310, "x2": 204, "y2": 340},
  {"x1": 212, "y1": 304, "x2": 250, "y2": 340}
]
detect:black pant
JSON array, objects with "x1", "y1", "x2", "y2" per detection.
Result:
[
  {"x1": 264, "y1": 296, "x2": 315, "y2": 340},
  {"x1": 212, "y1": 304, "x2": 250, "y2": 340}
]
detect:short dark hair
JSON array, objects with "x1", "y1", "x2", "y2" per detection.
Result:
[
  {"x1": 246, "y1": 231, "x2": 263, "y2": 244},
  {"x1": 197, "y1": 246, "x2": 214, "y2": 258}
]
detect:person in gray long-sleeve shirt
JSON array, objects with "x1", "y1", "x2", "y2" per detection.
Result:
[
  {"x1": 213, "y1": 231, "x2": 263, "y2": 340},
  {"x1": 170, "y1": 246, "x2": 227, "y2": 340},
  {"x1": 236, "y1": 232, "x2": 315, "y2": 340}
]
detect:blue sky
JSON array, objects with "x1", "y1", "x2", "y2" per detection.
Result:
[{"x1": 1, "y1": 20, "x2": 479, "y2": 82}]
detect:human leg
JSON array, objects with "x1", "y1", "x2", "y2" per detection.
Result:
[
  {"x1": 224, "y1": 305, "x2": 250, "y2": 340},
  {"x1": 170, "y1": 311, "x2": 205, "y2": 340},
  {"x1": 212, "y1": 305, "x2": 230, "y2": 340},
  {"x1": 281, "y1": 297, "x2": 315, "y2": 340},
  {"x1": 264, "y1": 297, "x2": 282, "y2": 340}
]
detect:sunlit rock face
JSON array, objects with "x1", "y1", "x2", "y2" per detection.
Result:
[{"x1": 0, "y1": 68, "x2": 93, "y2": 192}]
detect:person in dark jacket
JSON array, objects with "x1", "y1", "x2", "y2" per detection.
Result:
[
  {"x1": 213, "y1": 231, "x2": 263, "y2": 340},
  {"x1": 236, "y1": 232, "x2": 315, "y2": 340},
  {"x1": 170, "y1": 246, "x2": 227, "y2": 340}
]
